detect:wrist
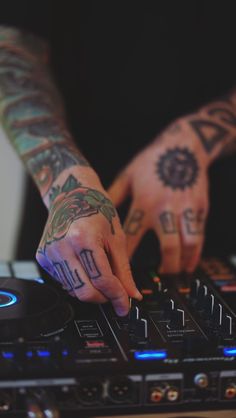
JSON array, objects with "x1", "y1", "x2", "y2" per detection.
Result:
[
  {"x1": 184, "y1": 100, "x2": 236, "y2": 165},
  {"x1": 42, "y1": 165, "x2": 103, "y2": 210}
]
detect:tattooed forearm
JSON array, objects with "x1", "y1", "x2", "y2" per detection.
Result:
[
  {"x1": 183, "y1": 208, "x2": 205, "y2": 235},
  {"x1": 40, "y1": 175, "x2": 116, "y2": 251},
  {"x1": 52, "y1": 260, "x2": 85, "y2": 291},
  {"x1": 0, "y1": 26, "x2": 89, "y2": 198},
  {"x1": 124, "y1": 209, "x2": 144, "y2": 235},
  {"x1": 159, "y1": 211, "x2": 177, "y2": 234},
  {"x1": 156, "y1": 147, "x2": 199, "y2": 190},
  {"x1": 79, "y1": 249, "x2": 101, "y2": 280},
  {"x1": 207, "y1": 107, "x2": 236, "y2": 127},
  {"x1": 25, "y1": 142, "x2": 89, "y2": 196},
  {"x1": 188, "y1": 96, "x2": 236, "y2": 155}
]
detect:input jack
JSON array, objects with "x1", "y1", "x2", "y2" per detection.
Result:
[
  {"x1": 225, "y1": 383, "x2": 236, "y2": 399},
  {"x1": 0, "y1": 391, "x2": 11, "y2": 412},
  {"x1": 107, "y1": 376, "x2": 134, "y2": 403},
  {"x1": 165, "y1": 386, "x2": 180, "y2": 402},
  {"x1": 149, "y1": 387, "x2": 164, "y2": 403}
]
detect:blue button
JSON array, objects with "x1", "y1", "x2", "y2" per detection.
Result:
[
  {"x1": 134, "y1": 350, "x2": 167, "y2": 360},
  {"x1": 223, "y1": 347, "x2": 236, "y2": 357},
  {"x1": 0, "y1": 290, "x2": 18, "y2": 308}
]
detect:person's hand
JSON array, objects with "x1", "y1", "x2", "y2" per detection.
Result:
[
  {"x1": 36, "y1": 168, "x2": 142, "y2": 316},
  {"x1": 108, "y1": 119, "x2": 210, "y2": 274}
]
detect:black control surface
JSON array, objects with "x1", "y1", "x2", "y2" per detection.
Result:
[{"x1": 0, "y1": 258, "x2": 236, "y2": 417}]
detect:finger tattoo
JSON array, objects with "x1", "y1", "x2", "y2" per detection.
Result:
[
  {"x1": 52, "y1": 259, "x2": 85, "y2": 291},
  {"x1": 183, "y1": 208, "x2": 205, "y2": 235},
  {"x1": 159, "y1": 211, "x2": 177, "y2": 234},
  {"x1": 79, "y1": 249, "x2": 101, "y2": 280},
  {"x1": 124, "y1": 209, "x2": 145, "y2": 235}
]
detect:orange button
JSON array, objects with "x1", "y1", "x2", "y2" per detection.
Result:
[{"x1": 141, "y1": 289, "x2": 153, "y2": 295}]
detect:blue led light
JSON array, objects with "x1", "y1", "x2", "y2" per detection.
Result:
[
  {"x1": 37, "y1": 350, "x2": 51, "y2": 358},
  {"x1": 2, "y1": 351, "x2": 14, "y2": 359},
  {"x1": 62, "y1": 349, "x2": 68, "y2": 357},
  {"x1": 34, "y1": 277, "x2": 44, "y2": 284},
  {"x1": 26, "y1": 351, "x2": 33, "y2": 358},
  {"x1": 223, "y1": 347, "x2": 236, "y2": 356},
  {"x1": 0, "y1": 290, "x2": 18, "y2": 308},
  {"x1": 134, "y1": 350, "x2": 167, "y2": 360}
]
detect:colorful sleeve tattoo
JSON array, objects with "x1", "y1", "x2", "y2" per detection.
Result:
[{"x1": 0, "y1": 25, "x2": 89, "y2": 198}]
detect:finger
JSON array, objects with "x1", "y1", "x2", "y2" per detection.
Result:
[
  {"x1": 51, "y1": 255, "x2": 107, "y2": 303},
  {"x1": 180, "y1": 208, "x2": 206, "y2": 272},
  {"x1": 154, "y1": 211, "x2": 181, "y2": 274},
  {"x1": 123, "y1": 206, "x2": 147, "y2": 258},
  {"x1": 108, "y1": 169, "x2": 131, "y2": 207},
  {"x1": 36, "y1": 249, "x2": 107, "y2": 303},
  {"x1": 108, "y1": 234, "x2": 143, "y2": 300},
  {"x1": 77, "y1": 247, "x2": 130, "y2": 316}
]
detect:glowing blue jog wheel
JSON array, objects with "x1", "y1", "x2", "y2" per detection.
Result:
[{"x1": 0, "y1": 290, "x2": 18, "y2": 308}]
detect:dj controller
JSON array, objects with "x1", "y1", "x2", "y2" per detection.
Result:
[{"x1": 1, "y1": 257, "x2": 236, "y2": 417}]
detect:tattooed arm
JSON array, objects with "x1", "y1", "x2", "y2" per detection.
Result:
[
  {"x1": 0, "y1": 26, "x2": 142, "y2": 314},
  {"x1": 109, "y1": 88, "x2": 236, "y2": 274}
]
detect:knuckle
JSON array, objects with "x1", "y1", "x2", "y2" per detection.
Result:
[
  {"x1": 68, "y1": 228, "x2": 84, "y2": 244},
  {"x1": 183, "y1": 241, "x2": 201, "y2": 253},
  {"x1": 162, "y1": 242, "x2": 179, "y2": 256}
]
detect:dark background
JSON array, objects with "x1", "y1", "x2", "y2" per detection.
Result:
[{"x1": 1, "y1": 1, "x2": 236, "y2": 262}]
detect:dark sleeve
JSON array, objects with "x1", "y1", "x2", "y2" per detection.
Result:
[{"x1": 0, "y1": 0, "x2": 50, "y2": 42}]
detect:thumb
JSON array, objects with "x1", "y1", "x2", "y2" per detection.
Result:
[{"x1": 108, "y1": 169, "x2": 131, "y2": 207}]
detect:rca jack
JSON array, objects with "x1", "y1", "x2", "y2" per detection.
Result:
[
  {"x1": 150, "y1": 387, "x2": 164, "y2": 403},
  {"x1": 225, "y1": 384, "x2": 236, "y2": 400},
  {"x1": 165, "y1": 386, "x2": 180, "y2": 402}
]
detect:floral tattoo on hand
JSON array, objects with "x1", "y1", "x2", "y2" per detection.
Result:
[{"x1": 40, "y1": 175, "x2": 116, "y2": 252}]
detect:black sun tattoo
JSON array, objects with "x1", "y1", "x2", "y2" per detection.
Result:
[{"x1": 156, "y1": 147, "x2": 199, "y2": 190}]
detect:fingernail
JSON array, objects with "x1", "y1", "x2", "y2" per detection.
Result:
[
  {"x1": 116, "y1": 306, "x2": 129, "y2": 317},
  {"x1": 134, "y1": 290, "x2": 143, "y2": 301}
]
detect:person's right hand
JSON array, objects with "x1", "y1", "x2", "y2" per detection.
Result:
[{"x1": 36, "y1": 168, "x2": 142, "y2": 316}]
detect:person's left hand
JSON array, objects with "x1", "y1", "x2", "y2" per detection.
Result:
[{"x1": 108, "y1": 118, "x2": 210, "y2": 274}]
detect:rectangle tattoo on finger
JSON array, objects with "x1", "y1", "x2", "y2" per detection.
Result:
[{"x1": 79, "y1": 249, "x2": 101, "y2": 280}]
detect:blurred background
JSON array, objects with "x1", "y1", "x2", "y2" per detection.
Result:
[{"x1": 0, "y1": 128, "x2": 25, "y2": 260}]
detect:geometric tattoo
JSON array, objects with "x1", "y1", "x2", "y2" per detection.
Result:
[
  {"x1": 156, "y1": 147, "x2": 199, "y2": 190},
  {"x1": 124, "y1": 209, "x2": 144, "y2": 235},
  {"x1": 79, "y1": 249, "x2": 101, "y2": 280},
  {"x1": 183, "y1": 208, "x2": 205, "y2": 235},
  {"x1": 208, "y1": 107, "x2": 236, "y2": 127},
  {"x1": 52, "y1": 259, "x2": 85, "y2": 291},
  {"x1": 159, "y1": 211, "x2": 177, "y2": 233},
  {"x1": 189, "y1": 119, "x2": 228, "y2": 153}
]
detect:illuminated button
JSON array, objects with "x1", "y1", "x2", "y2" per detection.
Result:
[
  {"x1": 141, "y1": 289, "x2": 153, "y2": 295},
  {"x1": 134, "y1": 350, "x2": 167, "y2": 360},
  {"x1": 85, "y1": 340, "x2": 106, "y2": 348},
  {"x1": 223, "y1": 347, "x2": 236, "y2": 356},
  {"x1": 179, "y1": 287, "x2": 190, "y2": 294},
  {"x1": 0, "y1": 290, "x2": 18, "y2": 308},
  {"x1": 2, "y1": 351, "x2": 14, "y2": 359},
  {"x1": 36, "y1": 350, "x2": 51, "y2": 358}
]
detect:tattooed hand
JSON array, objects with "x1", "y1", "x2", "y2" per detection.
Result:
[
  {"x1": 36, "y1": 170, "x2": 142, "y2": 316},
  {"x1": 109, "y1": 91, "x2": 236, "y2": 273},
  {"x1": 108, "y1": 120, "x2": 211, "y2": 274}
]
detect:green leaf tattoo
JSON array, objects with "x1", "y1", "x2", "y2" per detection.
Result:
[{"x1": 41, "y1": 175, "x2": 116, "y2": 250}]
